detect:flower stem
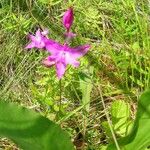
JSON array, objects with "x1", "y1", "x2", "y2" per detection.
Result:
[{"x1": 59, "y1": 79, "x2": 62, "y2": 114}]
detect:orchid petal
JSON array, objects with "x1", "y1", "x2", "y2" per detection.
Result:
[
  {"x1": 26, "y1": 29, "x2": 49, "y2": 49},
  {"x1": 28, "y1": 34, "x2": 37, "y2": 42},
  {"x1": 35, "y1": 29, "x2": 42, "y2": 38},
  {"x1": 36, "y1": 41, "x2": 45, "y2": 49},
  {"x1": 64, "y1": 52, "x2": 80, "y2": 67},
  {"x1": 42, "y1": 56, "x2": 55, "y2": 68},
  {"x1": 71, "y1": 60, "x2": 80, "y2": 67},
  {"x1": 41, "y1": 29, "x2": 49, "y2": 36},
  {"x1": 25, "y1": 42, "x2": 35, "y2": 49},
  {"x1": 56, "y1": 61, "x2": 67, "y2": 79},
  {"x1": 69, "y1": 45, "x2": 90, "y2": 59},
  {"x1": 45, "y1": 40, "x2": 64, "y2": 54}
]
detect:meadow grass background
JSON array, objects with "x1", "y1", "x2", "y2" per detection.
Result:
[{"x1": 0, "y1": 0, "x2": 150, "y2": 149}]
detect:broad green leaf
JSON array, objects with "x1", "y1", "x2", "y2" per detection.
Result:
[
  {"x1": 100, "y1": 145, "x2": 107, "y2": 150},
  {"x1": 111, "y1": 100, "x2": 130, "y2": 136},
  {"x1": 79, "y1": 67, "x2": 93, "y2": 112},
  {"x1": 123, "y1": 90, "x2": 150, "y2": 149},
  {"x1": 102, "y1": 101, "x2": 132, "y2": 141},
  {"x1": 0, "y1": 101, "x2": 74, "y2": 150},
  {"x1": 107, "y1": 90, "x2": 150, "y2": 150}
]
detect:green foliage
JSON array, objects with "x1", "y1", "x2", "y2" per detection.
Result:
[
  {"x1": 107, "y1": 90, "x2": 150, "y2": 150},
  {"x1": 79, "y1": 66, "x2": 93, "y2": 112},
  {"x1": 38, "y1": 0, "x2": 51, "y2": 4},
  {"x1": 111, "y1": 100, "x2": 132, "y2": 137},
  {"x1": 102, "y1": 100, "x2": 133, "y2": 140},
  {"x1": 30, "y1": 65, "x2": 75, "y2": 117},
  {"x1": 38, "y1": 0, "x2": 62, "y2": 5},
  {"x1": 0, "y1": 101, "x2": 74, "y2": 150},
  {"x1": 1, "y1": 0, "x2": 150, "y2": 149}
]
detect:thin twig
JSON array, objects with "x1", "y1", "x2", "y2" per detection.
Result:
[{"x1": 98, "y1": 85, "x2": 121, "y2": 150}]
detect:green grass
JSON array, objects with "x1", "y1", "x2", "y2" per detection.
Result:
[{"x1": 0, "y1": 0, "x2": 150, "y2": 149}]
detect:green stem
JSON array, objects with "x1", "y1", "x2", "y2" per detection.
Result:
[
  {"x1": 59, "y1": 79, "x2": 62, "y2": 114},
  {"x1": 98, "y1": 85, "x2": 121, "y2": 150}
]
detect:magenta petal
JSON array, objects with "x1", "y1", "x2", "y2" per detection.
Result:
[
  {"x1": 35, "y1": 29, "x2": 42, "y2": 38},
  {"x1": 41, "y1": 29, "x2": 49, "y2": 36},
  {"x1": 56, "y1": 61, "x2": 67, "y2": 79},
  {"x1": 68, "y1": 60, "x2": 80, "y2": 68},
  {"x1": 64, "y1": 52, "x2": 80, "y2": 67},
  {"x1": 28, "y1": 34, "x2": 37, "y2": 42},
  {"x1": 69, "y1": 45, "x2": 90, "y2": 59},
  {"x1": 45, "y1": 40, "x2": 64, "y2": 54},
  {"x1": 42, "y1": 56, "x2": 55, "y2": 68},
  {"x1": 62, "y1": 7, "x2": 74, "y2": 31},
  {"x1": 26, "y1": 29, "x2": 47, "y2": 49},
  {"x1": 72, "y1": 60, "x2": 80, "y2": 67},
  {"x1": 36, "y1": 41, "x2": 45, "y2": 49},
  {"x1": 25, "y1": 42, "x2": 35, "y2": 49}
]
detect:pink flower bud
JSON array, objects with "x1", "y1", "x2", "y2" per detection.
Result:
[{"x1": 62, "y1": 7, "x2": 74, "y2": 32}]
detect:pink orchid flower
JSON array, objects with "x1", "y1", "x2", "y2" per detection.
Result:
[
  {"x1": 43, "y1": 42, "x2": 90, "y2": 79},
  {"x1": 62, "y1": 7, "x2": 74, "y2": 32},
  {"x1": 25, "y1": 29, "x2": 50, "y2": 49},
  {"x1": 25, "y1": 7, "x2": 91, "y2": 80}
]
